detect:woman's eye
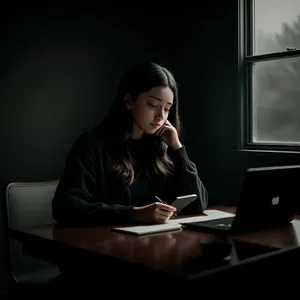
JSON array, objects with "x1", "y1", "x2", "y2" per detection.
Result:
[
  {"x1": 148, "y1": 103, "x2": 157, "y2": 107},
  {"x1": 147, "y1": 102, "x2": 170, "y2": 112}
]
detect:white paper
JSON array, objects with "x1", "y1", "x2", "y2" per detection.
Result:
[
  {"x1": 112, "y1": 223, "x2": 182, "y2": 236},
  {"x1": 111, "y1": 210, "x2": 235, "y2": 236},
  {"x1": 168, "y1": 209, "x2": 235, "y2": 224}
]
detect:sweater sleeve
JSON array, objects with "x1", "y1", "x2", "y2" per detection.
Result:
[
  {"x1": 165, "y1": 146, "x2": 208, "y2": 215},
  {"x1": 52, "y1": 133, "x2": 134, "y2": 226}
]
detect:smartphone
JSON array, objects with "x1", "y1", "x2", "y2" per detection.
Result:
[
  {"x1": 175, "y1": 194, "x2": 198, "y2": 201},
  {"x1": 171, "y1": 194, "x2": 198, "y2": 214}
]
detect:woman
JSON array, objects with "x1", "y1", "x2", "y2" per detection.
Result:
[{"x1": 52, "y1": 62, "x2": 208, "y2": 226}]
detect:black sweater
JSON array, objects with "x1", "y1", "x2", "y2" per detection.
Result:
[{"x1": 52, "y1": 125, "x2": 208, "y2": 226}]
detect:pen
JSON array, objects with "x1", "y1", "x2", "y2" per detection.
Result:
[{"x1": 155, "y1": 196, "x2": 177, "y2": 217}]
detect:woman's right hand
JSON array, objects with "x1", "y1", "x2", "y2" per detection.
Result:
[{"x1": 131, "y1": 202, "x2": 177, "y2": 224}]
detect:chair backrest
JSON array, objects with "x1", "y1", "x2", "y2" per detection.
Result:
[{"x1": 5, "y1": 180, "x2": 59, "y2": 283}]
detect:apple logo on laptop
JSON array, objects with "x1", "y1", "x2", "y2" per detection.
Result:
[{"x1": 272, "y1": 195, "x2": 280, "y2": 205}]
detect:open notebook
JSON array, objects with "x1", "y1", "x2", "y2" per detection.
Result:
[{"x1": 111, "y1": 209, "x2": 235, "y2": 236}]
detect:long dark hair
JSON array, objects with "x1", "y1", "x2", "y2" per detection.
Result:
[{"x1": 101, "y1": 62, "x2": 182, "y2": 185}]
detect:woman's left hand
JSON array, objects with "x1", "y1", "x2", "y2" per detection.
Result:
[{"x1": 155, "y1": 120, "x2": 182, "y2": 150}]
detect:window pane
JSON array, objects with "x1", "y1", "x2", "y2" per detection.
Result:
[
  {"x1": 252, "y1": 56, "x2": 300, "y2": 143},
  {"x1": 254, "y1": 0, "x2": 300, "y2": 55}
]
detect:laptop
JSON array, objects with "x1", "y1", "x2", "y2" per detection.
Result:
[{"x1": 182, "y1": 165, "x2": 300, "y2": 235}]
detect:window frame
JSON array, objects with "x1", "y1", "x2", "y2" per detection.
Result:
[{"x1": 238, "y1": 0, "x2": 300, "y2": 153}]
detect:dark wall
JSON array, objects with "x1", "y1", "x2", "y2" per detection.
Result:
[{"x1": 0, "y1": 4, "x2": 173, "y2": 293}]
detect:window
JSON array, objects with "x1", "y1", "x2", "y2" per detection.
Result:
[{"x1": 239, "y1": 0, "x2": 300, "y2": 151}]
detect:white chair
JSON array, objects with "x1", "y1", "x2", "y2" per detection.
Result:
[{"x1": 4, "y1": 180, "x2": 61, "y2": 291}]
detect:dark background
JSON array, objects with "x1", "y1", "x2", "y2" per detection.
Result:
[{"x1": 1, "y1": 1, "x2": 300, "y2": 295}]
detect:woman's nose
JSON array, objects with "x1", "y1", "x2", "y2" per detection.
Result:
[{"x1": 155, "y1": 109, "x2": 164, "y2": 120}]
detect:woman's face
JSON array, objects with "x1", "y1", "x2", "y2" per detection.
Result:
[{"x1": 125, "y1": 86, "x2": 174, "y2": 140}]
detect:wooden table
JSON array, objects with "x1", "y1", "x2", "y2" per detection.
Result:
[{"x1": 8, "y1": 206, "x2": 300, "y2": 293}]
